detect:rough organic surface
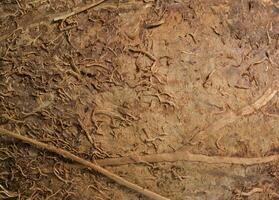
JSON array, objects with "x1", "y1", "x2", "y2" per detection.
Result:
[{"x1": 0, "y1": 0, "x2": 279, "y2": 199}]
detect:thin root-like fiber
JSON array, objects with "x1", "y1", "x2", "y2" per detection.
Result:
[
  {"x1": 95, "y1": 150, "x2": 279, "y2": 166},
  {"x1": 190, "y1": 82, "x2": 279, "y2": 142},
  {"x1": 53, "y1": 0, "x2": 107, "y2": 22}
]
